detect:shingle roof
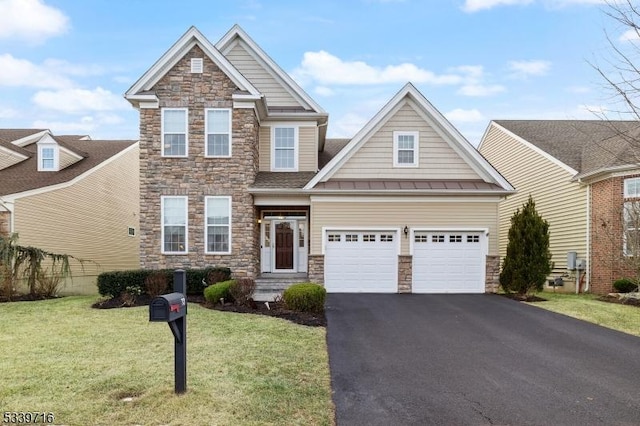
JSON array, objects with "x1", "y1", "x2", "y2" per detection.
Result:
[
  {"x1": 0, "y1": 138, "x2": 137, "y2": 196},
  {"x1": 0, "y1": 129, "x2": 45, "y2": 142},
  {"x1": 251, "y1": 172, "x2": 317, "y2": 189},
  {"x1": 495, "y1": 120, "x2": 640, "y2": 175},
  {"x1": 319, "y1": 138, "x2": 350, "y2": 169}
]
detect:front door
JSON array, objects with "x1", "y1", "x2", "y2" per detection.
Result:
[{"x1": 274, "y1": 221, "x2": 295, "y2": 270}]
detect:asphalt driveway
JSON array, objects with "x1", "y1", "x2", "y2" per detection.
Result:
[{"x1": 326, "y1": 294, "x2": 640, "y2": 425}]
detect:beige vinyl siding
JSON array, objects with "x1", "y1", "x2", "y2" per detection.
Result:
[
  {"x1": 0, "y1": 151, "x2": 24, "y2": 170},
  {"x1": 258, "y1": 125, "x2": 317, "y2": 172},
  {"x1": 310, "y1": 198, "x2": 499, "y2": 255},
  {"x1": 479, "y1": 124, "x2": 587, "y2": 277},
  {"x1": 332, "y1": 100, "x2": 481, "y2": 180},
  {"x1": 299, "y1": 126, "x2": 317, "y2": 171},
  {"x1": 13, "y1": 145, "x2": 140, "y2": 294},
  {"x1": 59, "y1": 149, "x2": 80, "y2": 170},
  {"x1": 259, "y1": 126, "x2": 270, "y2": 171},
  {"x1": 225, "y1": 42, "x2": 300, "y2": 108}
]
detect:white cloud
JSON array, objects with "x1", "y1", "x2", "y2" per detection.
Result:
[
  {"x1": 42, "y1": 59, "x2": 105, "y2": 77},
  {"x1": 293, "y1": 51, "x2": 462, "y2": 86},
  {"x1": 445, "y1": 108, "x2": 486, "y2": 123},
  {"x1": 314, "y1": 86, "x2": 335, "y2": 96},
  {"x1": 0, "y1": 107, "x2": 18, "y2": 119},
  {"x1": 32, "y1": 116, "x2": 96, "y2": 133},
  {"x1": 0, "y1": 0, "x2": 69, "y2": 43},
  {"x1": 566, "y1": 85, "x2": 590, "y2": 94},
  {"x1": 32, "y1": 87, "x2": 129, "y2": 113},
  {"x1": 462, "y1": 0, "x2": 532, "y2": 12},
  {"x1": 329, "y1": 112, "x2": 370, "y2": 138},
  {"x1": 0, "y1": 54, "x2": 73, "y2": 88},
  {"x1": 458, "y1": 84, "x2": 506, "y2": 96},
  {"x1": 620, "y1": 28, "x2": 640, "y2": 42},
  {"x1": 508, "y1": 60, "x2": 551, "y2": 77}
]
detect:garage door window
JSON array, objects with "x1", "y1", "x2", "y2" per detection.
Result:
[
  {"x1": 363, "y1": 234, "x2": 376, "y2": 242},
  {"x1": 381, "y1": 234, "x2": 394, "y2": 242},
  {"x1": 450, "y1": 235, "x2": 462, "y2": 243},
  {"x1": 432, "y1": 235, "x2": 445, "y2": 243},
  {"x1": 467, "y1": 235, "x2": 480, "y2": 243},
  {"x1": 328, "y1": 234, "x2": 341, "y2": 242},
  {"x1": 415, "y1": 234, "x2": 428, "y2": 243}
]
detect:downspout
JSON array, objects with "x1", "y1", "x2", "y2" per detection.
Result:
[{"x1": 585, "y1": 185, "x2": 590, "y2": 292}]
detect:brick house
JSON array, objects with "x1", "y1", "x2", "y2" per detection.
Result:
[
  {"x1": 126, "y1": 26, "x2": 513, "y2": 298},
  {"x1": 479, "y1": 120, "x2": 640, "y2": 294}
]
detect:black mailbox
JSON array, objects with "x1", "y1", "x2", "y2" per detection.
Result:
[{"x1": 149, "y1": 292, "x2": 187, "y2": 322}]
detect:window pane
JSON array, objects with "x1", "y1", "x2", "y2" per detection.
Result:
[
  {"x1": 208, "y1": 109, "x2": 229, "y2": 133},
  {"x1": 275, "y1": 127, "x2": 294, "y2": 146},
  {"x1": 164, "y1": 134, "x2": 186, "y2": 156},
  {"x1": 164, "y1": 225, "x2": 186, "y2": 252},
  {"x1": 163, "y1": 198, "x2": 186, "y2": 225},
  {"x1": 298, "y1": 222, "x2": 305, "y2": 248},
  {"x1": 42, "y1": 147, "x2": 54, "y2": 159},
  {"x1": 207, "y1": 198, "x2": 230, "y2": 225},
  {"x1": 208, "y1": 226, "x2": 229, "y2": 252},
  {"x1": 164, "y1": 110, "x2": 186, "y2": 133},
  {"x1": 397, "y1": 150, "x2": 414, "y2": 164},
  {"x1": 275, "y1": 148, "x2": 294, "y2": 169},
  {"x1": 207, "y1": 134, "x2": 229, "y2": 156},
  {"x1": 398, "y1": 135, "x2": 414, "y2": 150}
]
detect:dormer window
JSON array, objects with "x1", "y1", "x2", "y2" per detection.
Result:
[{"x1": 38, "y1": 144, "x2": 58, "y2": 171}]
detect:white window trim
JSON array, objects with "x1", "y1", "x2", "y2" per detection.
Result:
[
  {"x1": 623, "y1": 201, "x2": 640, "y2": 257},
  {"x1": 205, "y1": 196, "x2": 232, "y2": 255},
  {"x1": 37, "y1": 143, "x2": 59, "y2": 171},
  {"x1": 161, "y1": 196, "x2": 188, "y2": 255},
  {"x1": 204, "y1": 108, "x2": 232, "y2": 158},
  {"x1": 393, "y1": 131, "x2": 419, "y2": 168},
  {"x1": 161, "y1": 108, "x2": 188, "y2": 157},
  {"x1": 624, "y1": 177, "x2": 640, "y2": 198},
  {"x1": 271, "y1": 125, "x2": 299, "y2": 172}
]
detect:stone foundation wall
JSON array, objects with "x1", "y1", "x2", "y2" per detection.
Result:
[
  {"x1": 0, "y1": 211, "x2": 10, "y2": 236},
  {"x1": 485, "y1": 255, "x2": 500, "y2": 293},
  {"x1": 308, "y1": 255, "x2": 324, "y2": 284},
  {"x1": 398, "y1": 255, "x2": 412, "y2": 293}
]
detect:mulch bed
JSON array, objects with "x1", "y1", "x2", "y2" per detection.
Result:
[
  {"x1": 500, "y1": 293, "x2": 547, "y2": 302},
  {"x1": 0, "y1": 294, "x2": 60, "y2": 303},
  {"x1": 597, "y1": 294, "x2": 640, "y2": 307},
  {"x1": 92, "y1": 294, "x2": 326, "y2": 327}
]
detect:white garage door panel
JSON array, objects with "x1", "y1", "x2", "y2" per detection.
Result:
[
  {"x1": 325, "y1": 231, "x2": 398, "y2": 293},
  {"x1": 413, "y1": 232, "x2": 485, "y2": 293}
]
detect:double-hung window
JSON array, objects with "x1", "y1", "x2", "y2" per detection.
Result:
[
  {"x1": 624, "y1": 178, "x2": 640, "y2": 256},
  {"x1": 161, "y1": 196, "x2": 188, "y2": 254},
  {"x1": 39, "y1": 146, "x2": 56, "y2": 171},
  {"x1": 272, "y1": 127, "x2": 297, "y2": 171},
  {"x1": 393, "y1": 131, "x2": 419, "y2": 167},
  {"x1": 205, "y1": 109, "x2": 231, "y2": 157},
  {"x1": 162, "y1": 108, "x2": 188, "y2": 157},
  {"x1": 205, "y1": 196, "x2": 231, "y2": 254}
]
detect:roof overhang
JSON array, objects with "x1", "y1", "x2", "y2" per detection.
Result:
[{"x1": 574, "y1": 164, "x2": 640, "y2": 184}]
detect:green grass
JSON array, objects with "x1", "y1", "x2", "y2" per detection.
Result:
[
  {"x1": 526, "y1": 292, "x2": 640, "y2": 337},
  {"x1": 0, "y1": 296, "x2": 333, "y2": 425}
]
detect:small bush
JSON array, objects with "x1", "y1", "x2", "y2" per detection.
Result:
[
  {"x1": 206, "y1": 268, "x2": 232, "y2": 287},
  {"x1": 613, "y1": 278, "x2": 638, "y2": 293},
  {"x1": 35, "y1": 268, "x2": 63, "y2": 297},
  {"x1": 204, "y1": 280, "x2": 235, "y2": 304},
  {"x1": 145, "y1": 272, "x2": 169, "y2": 297},
  {"x1": 283, "y1": 283, "x2": 326, "y2": 313},
  {"x1": 229, "y1": 278, "x2": 256, "y2": 306}
]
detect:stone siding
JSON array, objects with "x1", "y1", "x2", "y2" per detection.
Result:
[
  {"x1": 0, "y1": 211, "x2": 10, "y2": 236},
  {"x1": 308, "y1": 255, "x2": 324, "y2": 284},
  {"x1": 139, "y1": 45, "x2": 260, "y2": 277},
  {"x1": 398, "y1": 255, "x2": 412, "y2": 293},
  {"x1": 590, "y1": 174, "x2": 639, "y2": 294},
  {"x1": 485, "y1": 255, "x2": 500, "y2": 293}
]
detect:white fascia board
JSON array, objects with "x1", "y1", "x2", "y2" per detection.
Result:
[
  {"x1": 125, "y1": 26, "x2": 259, "y2": 101},
  {"x1": 215, "y1": 24, "x2": 326, "y2": 114},
  {"x1": 491, "y1": 121, "x2": 578, "y2": 176},
  {"x1": 12, "y1": 130, "x2": 50, "y2": 147},
  {"x1": 3, "y1": 142, "x2": 139, "y2": 201},
  {"x1": 0, "y1": 145, "x2": 28, "y2": 160},
  {"x1": 59, "y1": 145, "x2": 84, "y2": 161},
  {"x1": 247, "y1": 188, "x2": 308, "y2": 194},
  {"x1": 575, "y1": 165, "x2": 640, "y2": 184}
]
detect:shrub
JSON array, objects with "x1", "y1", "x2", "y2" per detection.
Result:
[
  {"x1": 229, "y1": 278, "x2": 256, "y2": 306},
  {"x1": 35, "y1": 268, "x2": 63, "y2": 297},
  {"x1": 145, "y1": 272, "x2": 168, "y2": 297},
  {"x1": 204, "y1": 280, "x2": 235, "y2": 304},
  {"x1": 613, "y1": 278, "x2": 638, "y2": 293},
  {"x1": 97, "y1": 267, "x2": 232, "y2": 297},
  {"x1": 206, "y1": 268, "x2": 232, "y2": 287},
  {"x1": 283, "y1": 283, "x2": 326, "y2": 313}
]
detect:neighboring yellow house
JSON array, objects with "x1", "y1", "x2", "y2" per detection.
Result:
[{"x1": 0, "y1": 129, "x2": 140, "y2": 294}]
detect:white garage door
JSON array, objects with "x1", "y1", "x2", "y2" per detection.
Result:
[
  {"x1": 412, "y1": 231, "x2": 486, "y2": 293},
  {"x1": 325, "y1": 231, "x2": 398, "y2": 292}
]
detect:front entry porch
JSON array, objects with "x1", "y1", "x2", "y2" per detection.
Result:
[{"x1": 260, "y1": 210, "x2": 308, "y2": 274}]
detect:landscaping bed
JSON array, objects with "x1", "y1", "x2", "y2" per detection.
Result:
[{"x1": 598, "y1": 293, "x2": 640, "y2": 307}]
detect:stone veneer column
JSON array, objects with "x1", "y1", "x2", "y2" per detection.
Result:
[
  {"x1": 398, "y1": 255, "x2": 412, "y2": 293},
  {"x1": 308, "y1": 255, "x2": 324, "y2": 284},
  {"x1": 485, "y1": 255, "x2": 500, "y2": 293},
  {"x1": 0, "y1": 211, "x2": 10, "y2": 236}
]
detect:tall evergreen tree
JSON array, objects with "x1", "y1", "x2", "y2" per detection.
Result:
[{"x1": 500, "y1": 196, "x2": 553, "y2": 295}]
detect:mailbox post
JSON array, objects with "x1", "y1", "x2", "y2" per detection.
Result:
[{"x1": 149, "y1": 269, "x2": 187, "y2": 394}]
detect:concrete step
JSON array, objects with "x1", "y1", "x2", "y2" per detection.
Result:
[{"x1": 253, "y1": 274, "x2": 309, "y2": 302}]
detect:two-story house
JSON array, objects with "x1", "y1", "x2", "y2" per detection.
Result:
[{"x1": 125, "y1": 25, "x2": 513, "y2": 295}]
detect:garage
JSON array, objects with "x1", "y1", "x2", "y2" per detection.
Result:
[
  {"x1": 412, "y1": 231, "x2": 486, "y2": 293},
  {"x1": 324, "y1": 230, "x2": 399, "y2": 292}
]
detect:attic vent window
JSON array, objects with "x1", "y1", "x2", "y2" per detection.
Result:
[
  {"x1": 191, "y1": 58, "x2": 203, "y2": 73},
  {"x1": 128, "y1": 227, "x2": 136, "y2": 237}
]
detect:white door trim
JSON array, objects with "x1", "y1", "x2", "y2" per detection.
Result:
[{"x1": 272, "y1": 219, "x2": 298, "y2": 272}]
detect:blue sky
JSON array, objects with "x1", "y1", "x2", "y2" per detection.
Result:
[{"x1": 0, "y1": 0, "x2": 635, "y2": 145}]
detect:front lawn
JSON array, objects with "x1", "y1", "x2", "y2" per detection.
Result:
[
  {"x1": 526, "y1": 292, "x2": 640, "y2": 337},
  {"x1": 0, "y1": 296, "x2": 333, "y2": 425}
]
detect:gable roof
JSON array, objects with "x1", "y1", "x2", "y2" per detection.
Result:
[
  {"x1": 215, "y1": 24, "x2": 325, "y2": 114},
  {"x1": 305, "y1": 83, "x2": 513, "y2": 191},
  {"x1": 490, "y1": 120, "x2": 640, "y2": 180},
  {"x1": 0, "y1": 138, "x2": 137, "y2": 197},
  {"x1": 125, "y1": 26, "x2": 260, "y2": 105}
]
